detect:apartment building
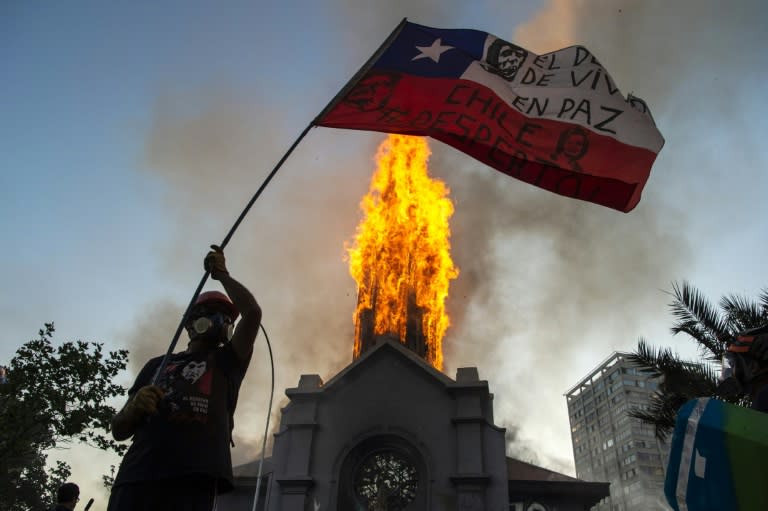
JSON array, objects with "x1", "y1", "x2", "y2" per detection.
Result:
[{"x1": 565, "y1": 352, "x2": 671, "y2": 510}]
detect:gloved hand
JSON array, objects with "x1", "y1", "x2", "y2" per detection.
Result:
[
  {"x1": 125, "y1": 385, "x2": 165, "y2": 420},
  {"x1": 204, "y1": 245, "x2": 229, "y2": 280}
]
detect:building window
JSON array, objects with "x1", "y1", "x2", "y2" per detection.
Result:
[
  {"x1": 353, "y1": 451, "x2": 418, "y2": 510},
  {"x1": 621, "y1": 468, "x2": 637, "y2": 480},
  {"x1": 338, "y1": 435, "x2": 426, "y2": 511},
  {"x1": 622, "y1": 454, "x2": 637, "y2": 466},
  {"x1": 638, "y1": 452, "x2": 662, "y2": 464}
]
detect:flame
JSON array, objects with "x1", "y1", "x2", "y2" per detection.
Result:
[{"x1": 348, "y1": 134, "x2": 458, "y2": 370}]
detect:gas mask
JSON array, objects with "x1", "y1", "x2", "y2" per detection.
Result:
[
  {"x1": 718, "y1": 352, "x2": 746, "y2": 398},
  {"x1": 186, "y1": 311, "x2": 234, "y2": 343}
]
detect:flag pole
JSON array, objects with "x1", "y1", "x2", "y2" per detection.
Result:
[
  {"x1": 151, "y1": 120, "x2": 314, "y2": 384},
  {"x1": 152, "y1": 17, "x2": 410, "y2": 383}
]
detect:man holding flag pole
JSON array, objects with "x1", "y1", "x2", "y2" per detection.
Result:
[{"x1": 107, "y1": 247, "x2": 261, "y2": 511}]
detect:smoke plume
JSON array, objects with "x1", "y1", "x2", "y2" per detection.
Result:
[{"x1": 124, "y1": 0, "x2": 767, "y2": 478}]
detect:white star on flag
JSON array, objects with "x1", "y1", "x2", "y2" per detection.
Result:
[{"x1": 412, "y1": 38, "x2": 453, "y2": 63}]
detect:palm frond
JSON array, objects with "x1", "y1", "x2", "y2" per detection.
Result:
[
  {"x1": 759, "y1": 288, "x2": 768, "y2": 317},
  {"x1": 629, "y1": 284, "x2": 768, "y2": 440},
  {"x1": 628, "y1": 338, "x2": 718, "y2": 385},
  {"x1": 719, "y1": 293, "x2": 766, "y2": 332},
  {"x1": 669, "y1": 281, "x2": 729, "y2": 359},
  {"x1": 626, "y1": 338, "x2": 664, "y2": 377},
  {"x1": 629, "y1": 398, "x2": 677, "y2": 442},
  {"x1": 628, "y1": 338, "x2": 721, "y2": 440},
  {"x1": 664, "y1": 363, "x2": 719, "y2": 398}
]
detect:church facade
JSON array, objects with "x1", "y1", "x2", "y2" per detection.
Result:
[{"x1": 219, "y1": 339, "x2": 608, "y2": 510}]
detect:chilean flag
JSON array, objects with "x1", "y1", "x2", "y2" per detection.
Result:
[{"x1": 315, "y1": 21, "x2": 664, "y2": 212}]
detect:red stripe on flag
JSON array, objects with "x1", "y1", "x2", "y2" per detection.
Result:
[{"x1": 317, "y1": 71, "x2": 658, "y2": 212}]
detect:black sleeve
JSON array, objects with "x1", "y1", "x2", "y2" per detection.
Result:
[{"x1": 127, "y1": 356, "x2": 163, "y2": 396}]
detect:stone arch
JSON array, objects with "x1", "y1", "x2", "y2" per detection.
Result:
[{"x1": 335, "y1": 433, "x2": 429, "y2": 510}]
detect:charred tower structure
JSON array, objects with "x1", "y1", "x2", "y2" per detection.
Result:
[{"x1": 355, "y1": 285, "x2": 427, "y2": 360}]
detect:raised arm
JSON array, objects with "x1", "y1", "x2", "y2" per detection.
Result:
[{"x1": 205, "y1": 245, "x2": 262, "y2": 366}]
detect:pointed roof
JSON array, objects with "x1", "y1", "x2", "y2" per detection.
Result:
[
  {"x1": 506, "y1": 457, "x2": 580, "y2": 482},
  {"x1": 506, "y1": 457, "x2": 610, "y2": 507},
  {"x1": 290, "y1": 338, "x2": 460, "y2": 396}
]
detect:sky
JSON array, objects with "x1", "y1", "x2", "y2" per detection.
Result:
[{"x1": 2, "y1": 0, "x2": 767, "y2": 509}]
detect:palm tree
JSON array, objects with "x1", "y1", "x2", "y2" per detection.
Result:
[{"x1": 627, "y1": 281, "x2": 768, "y2": 440}]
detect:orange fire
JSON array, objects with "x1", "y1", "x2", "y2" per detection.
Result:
[{"x1": 348, "y1": 134, "x2": 458, "y2": 370}]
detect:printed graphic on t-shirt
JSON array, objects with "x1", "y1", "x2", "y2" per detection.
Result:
[
  {"x1": 155, "y1": 355, "x2": 214, "y2": 424},
  {"x1": 182, "y1": 360, "x2": 206, "y2": 383}
]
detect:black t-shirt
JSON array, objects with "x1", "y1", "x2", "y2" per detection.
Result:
[{"x1": 113, "y1": 344, "x2": 246, "y2": 491}]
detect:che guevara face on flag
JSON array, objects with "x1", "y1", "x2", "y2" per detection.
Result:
[
  {"x1": 317, "y1": 21, "x2": 664, "y2": 212},
  {"x1": 481, "y1": 38, "x2": 529, "y2": 81}
]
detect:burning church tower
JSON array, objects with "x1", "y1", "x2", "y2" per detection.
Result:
[
  {"x1": 349, "y1": 135, "x2": 456, "y2": 370},
  {"x1": 219, "y1": 135, "x2": 608, "y2": 511}
]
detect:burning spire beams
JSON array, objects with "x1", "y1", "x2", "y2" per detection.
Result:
[{"x1": 347, "y1": 134, "x2": 458, "y2": 370}]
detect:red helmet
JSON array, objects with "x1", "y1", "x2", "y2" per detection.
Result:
[
  {"x1": 727, "y1": 324, "x2": 768, "y2": 354},
  {"x1": 192, "y1": 291, "x2": 239, "y2": 320}
]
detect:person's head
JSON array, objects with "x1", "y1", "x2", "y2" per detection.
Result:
[
  {"x1": 57, "y1": 482, "x2": 79, "y2": 508},
  {"x1": 719, "y1": 327, "x2": 768, "y2": 400},
  {"x1": 185, "y1": 291, "x2": 239, "y2": 347},
  {"x1": 550, "y1": 126, "x2": 590, "y2": 172},
  {"x1": 485, "y1": 39, "x2": 528, "y2": 81}
]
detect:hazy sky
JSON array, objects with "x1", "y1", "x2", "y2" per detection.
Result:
[{"x1": 3, "y1": 1, "x2": 767, "y2": 509}]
